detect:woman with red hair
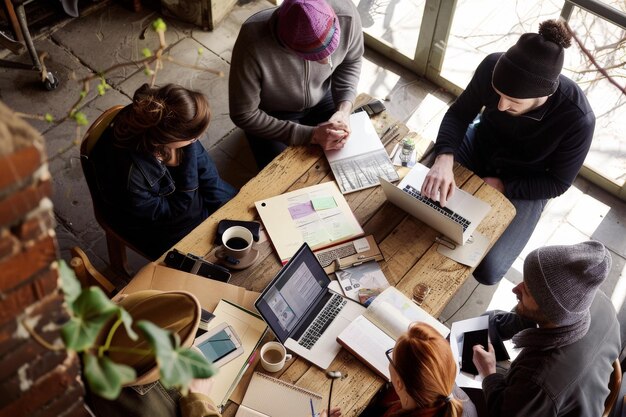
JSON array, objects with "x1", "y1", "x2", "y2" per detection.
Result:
[{"x1": 361, "y1": 322, "x2": 476, "y2": 417}]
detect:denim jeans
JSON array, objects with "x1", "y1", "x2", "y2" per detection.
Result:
[
  {"x1": 246, "y1": 90, "x2": 337, "y2": 170},
  {"x1": 456, "y1": 118, "x2": 547, "y2": 285}
]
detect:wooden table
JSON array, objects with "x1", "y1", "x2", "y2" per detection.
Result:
[{"x1": 158, "y1": 97, "x2": 516, "y2": 417}]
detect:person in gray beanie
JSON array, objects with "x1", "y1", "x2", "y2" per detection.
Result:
[
  {"x1": 421, "y1": 20, "x2": 595, "y2": 287},
  {"x1": 472, "y1": 241, "x2": 620, "y2": 417}
]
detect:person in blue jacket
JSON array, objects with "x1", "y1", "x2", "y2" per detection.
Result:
[
  {"x1": 91, "y1": 83, "x2": 236, "y2": 259},
  {"x1": 421, "y1": 20, "x2": 595, "y2": 285}
]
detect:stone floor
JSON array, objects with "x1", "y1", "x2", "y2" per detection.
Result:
[{"x1": 1, "y1": 0, "x2": 624, "y2": 349}]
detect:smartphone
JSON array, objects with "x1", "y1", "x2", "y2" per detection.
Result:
[
  {"x1": 165, "y1": 249, "x2": 231, "y2": 282},
  {"x1": 194, "y1": 322, "x2": 244, "y2": 368},
  {"x1": 461, "y1": 329, "x2": 489, "y2": 375}
]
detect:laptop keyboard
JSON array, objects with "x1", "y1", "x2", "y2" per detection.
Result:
[
  {"x1": 298, "y1": 294, "x2": 347, "y2": 350},
  {"x1": 402, "y1": 184, "x2": 471, "y2": 232},
  {"x1": 316, "y1": 244, "x2": 357, "y2": 267}
]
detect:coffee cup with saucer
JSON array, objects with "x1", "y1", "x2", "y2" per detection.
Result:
[{"x1": 216, "y1": 225, "x2": 259, "y2": 270}]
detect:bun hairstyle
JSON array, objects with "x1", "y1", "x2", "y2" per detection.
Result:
[
  {"x1": 538, "y1": 19, "x2": 572, "y2": 49},
  {"x1": 113, "y1": 83, "x2": 211, "y2": 162},
  {"x1": 393, "y1": 323, "x2": 463, "y2": 417}
]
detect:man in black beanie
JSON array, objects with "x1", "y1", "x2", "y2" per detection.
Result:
[
  {"x1": 472, "y1": 241, "x2": 620, "y2": 416},
  {"x1": 421, "y1": 20, "x2": 595, "y2": 286}
]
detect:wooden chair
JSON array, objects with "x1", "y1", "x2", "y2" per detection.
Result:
[
  {"x1": 80, "y1": 105, "x2": 149, "y2": 277},
  {"x1": 70, "y1": 246, "x2": 116, "y2": 296},
  {"x1": 604, "y1": 359, "x2": 623, "y2": 417}
]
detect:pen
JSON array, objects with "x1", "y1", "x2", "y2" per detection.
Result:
[
  {"x1": 389, "y1": 143, "x2": 400, "y2": 159},
  {"x1": 310, "y1": 398, "x2": 316, "y2": 417}
]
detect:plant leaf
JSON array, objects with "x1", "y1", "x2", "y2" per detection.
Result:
[
  {"x1": 141, "y1": 47, "x2": 152, "y2": 58},
  {"x1": 178, "y1": 347, "x2": 215, "y2": 379},
  {"x1": 58, "y1": 260, "x2": 81, "y2": 305},
  {"x1": 152, "y1": 18, "x2": 167, "y2": 32},
  {"x1": 137, "y1": 320, "x2": 192, "y2": 388},
  {"x1": 83, "y1": 353, "x2": 136, "y2": 400},
  {"x1": 61, "y1": 287, "x2": 118, "y2": 351},
  {"x1": 118, "y1": 307, "x2": 138, "y2": 341}
]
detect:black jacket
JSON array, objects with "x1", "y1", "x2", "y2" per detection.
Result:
[{"x1": 434, "y1": 53, "x2": 595, "y2": 200}]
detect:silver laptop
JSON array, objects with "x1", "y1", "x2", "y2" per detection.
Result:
[
  {"x1": 255, "y1": 244, "x2": 365, "y2": 370},
  {"x1": 380, "y1": 163, "x2": 491, "y2": 245}
]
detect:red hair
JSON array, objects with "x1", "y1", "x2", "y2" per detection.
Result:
[{"x1": 393, "y1": 323, "x2": 463, "y2": 417}]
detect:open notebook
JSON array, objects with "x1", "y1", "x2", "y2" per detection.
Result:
[
  {"x1": 337, "y1": 287, "x2": 449, "y2": 381},
  {"x1": 235, "y1": 372, "x2": 323, "y2": 417},
  {"x1": 325, "y1": 111, "x2": 399, "y2": 194},
  {"x1": 255, "y1": 182, "x2": 364, "y2": 264}
]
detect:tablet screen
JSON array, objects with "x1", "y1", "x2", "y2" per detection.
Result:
[{"x1": 197, "y1": 329, "x2": 237, "y2": 362}]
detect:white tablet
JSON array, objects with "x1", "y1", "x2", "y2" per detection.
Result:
[{"x1": 194, "y1": 322, "x2": 244, "y2": 368}]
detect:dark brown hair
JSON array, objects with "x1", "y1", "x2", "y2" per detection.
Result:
[
  {"x1": 393, "y1": 323, "x2": 463, "y2": 417},
  {"x1": 113, "y1": 83, "x2": 211, "y2": 162}
]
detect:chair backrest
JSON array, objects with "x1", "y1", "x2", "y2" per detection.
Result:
[
  {"x1": 80, "y1": 105, "x2": 125, "y2": 223},
  {"x1": 79, "y1": 105, "x2": 148, "y2": 275},
  {"x1": 80, "y1": 105, "x2": 125, "y2": 158},
  {"x1": 604, "y1": 359, "x2": 623, "y2": 417}
]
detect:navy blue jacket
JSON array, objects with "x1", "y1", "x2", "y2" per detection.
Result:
[
  {"x1": 91, "y1": 121, "x2": 236, "y2": 259},
  {"x1": 434, "y1": 53, "x2": 595, "y2": 200}
]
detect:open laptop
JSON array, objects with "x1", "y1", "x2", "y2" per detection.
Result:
[
  {"x1": 380, "y1": 163, "x2": 491, "y2": 245},
  {"x1": 255, "y1": 244, "x2": 365, "y2": 370}
]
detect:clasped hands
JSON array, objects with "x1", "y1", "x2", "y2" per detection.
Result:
[{"x1": 311, "y1": 110, "x2": 351, "y2": 151}]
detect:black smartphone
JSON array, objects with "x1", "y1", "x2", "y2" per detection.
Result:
[
  {"x1": 354, "y1": 99, "x2": 386, "y2": 116},
  {"x1": 164, "y1": 249, "x2": 231, "y2": 282},
  {"x1": 461, "y1": 329, "x2": 488, "y2": 375}
]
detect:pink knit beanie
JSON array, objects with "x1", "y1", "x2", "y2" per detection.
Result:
[{"x1": 277, "y1": 0, "x2": 340, "y2": 61}]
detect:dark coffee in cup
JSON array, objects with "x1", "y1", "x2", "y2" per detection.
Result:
[{"x1": 226, "y1": 237, "x2": 249, "y2": 250}]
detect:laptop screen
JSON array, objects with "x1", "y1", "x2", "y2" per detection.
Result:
[{"x1": 255, "y1": 244, "x2": 330, "y2": 343}]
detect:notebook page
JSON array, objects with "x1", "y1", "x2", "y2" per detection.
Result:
[
  {"x1": 239, "y1": 372, "x2": 322, "y2": 417},
  {"x1": 235, "y1": 405, "x2": 269, "y2": 417}
]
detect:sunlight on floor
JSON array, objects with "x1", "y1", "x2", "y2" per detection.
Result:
[
  {"x1": 486, "y1": 278, "x2": 517, "y2": 313},
  {"x1": 358, "y1": 58, "x2": 402, "y2": 99},
  {"x1": 611, "y1": 264, "x2": 626, "y2": 312}
]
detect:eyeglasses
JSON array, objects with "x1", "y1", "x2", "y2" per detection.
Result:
[{"x1": 385, "y1": 347, "x2": 394, "y2": 366}]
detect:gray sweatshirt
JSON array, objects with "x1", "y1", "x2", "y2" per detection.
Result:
[{"x1": 228, "y1": 0, "x2": 363, "y2": 146}]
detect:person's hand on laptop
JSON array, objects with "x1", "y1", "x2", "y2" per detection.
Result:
[
  {"x1": 422, "y1": 154, "x2": 456, "y2": 207},
  {"x1": 312, "y1": 120, "x2": 349, "y2": 151}
]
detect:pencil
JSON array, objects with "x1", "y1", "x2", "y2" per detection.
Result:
[{"x1": 310, "y1": 398, "x2": 316, "y2": 417}]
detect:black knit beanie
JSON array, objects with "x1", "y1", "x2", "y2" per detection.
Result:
[
  {"x1": 492, "y1": 20, "x2": 572, "y2": 99},
  {"x1": 523, "y1": 241, "x2": 611, "y2": 327}
]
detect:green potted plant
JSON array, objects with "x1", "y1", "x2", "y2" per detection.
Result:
[{"x1": 41, "y1": 261, "x2": 214, "y2": 400}]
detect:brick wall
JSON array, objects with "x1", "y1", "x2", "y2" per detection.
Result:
[{"x1": 0, "y1": 101, "x2": 89, "y2": 417}]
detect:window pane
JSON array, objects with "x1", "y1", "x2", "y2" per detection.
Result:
[
  {"x1": 352, "y1": 0, "x2": 425, "y2": 60},
  {"x1": 566, "y1": 5, "x2": 626, "y2": 186},
  {"x1": 440, "y1": 1, "x2": 562, "y2": 88}
]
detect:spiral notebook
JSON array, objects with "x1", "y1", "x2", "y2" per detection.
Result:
[{"x1": 235, "y1": 372, "x2": 323, "y2": 417}]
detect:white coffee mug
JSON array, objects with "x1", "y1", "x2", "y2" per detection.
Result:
[
  {"x1": 221, "y1": 226, "x2": 253, "y2": 259},
  {"x1": 260, "y1": 341, "x2": 292, "y2": 373}
]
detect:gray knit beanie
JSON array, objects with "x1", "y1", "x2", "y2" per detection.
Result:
[
  {"x1": 523, "y1": 241, "x2": 611, "y2": 326},
  {"x1": 492, "y1": 20, "x2": 572, "y2": 99}
]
